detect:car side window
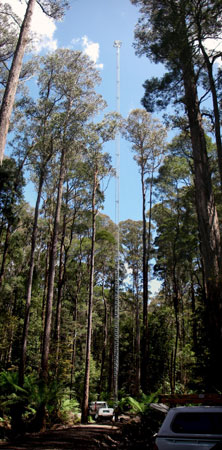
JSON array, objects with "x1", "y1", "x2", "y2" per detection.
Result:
[{"x1": 171, "y1": 413, "x2": 222, "y2": 434}]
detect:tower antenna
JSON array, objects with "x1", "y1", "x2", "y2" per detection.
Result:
[{"x1": 113, "y1": 40, "x2": 121, "y2": 405}]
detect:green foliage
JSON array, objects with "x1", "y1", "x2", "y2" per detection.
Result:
[
  {"x1": 0, "y1": 371, "x2": 26, "y2": 411},
  {"x1": 118, "y1": 393, "x2": 159, "y2": 415},
  {"x1": 57, "y1": 396, "x2": 80, "y2": 424},
  {"x1": 0, "y1": 158, "x2": 25, "y2": 227},
  {"x1": 0, "y1": 370, "x2": 81, "y2": 430},
  {"x1": 148, "y1": 305, "x2": 174, "y2": 391},
  {"x1": 142, "y1": 72, "x2": 180, "y2": 112}
]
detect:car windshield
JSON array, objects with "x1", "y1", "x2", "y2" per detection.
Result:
[{"x1": 171, "y1": 412, "x2": 222, "y2": 434}]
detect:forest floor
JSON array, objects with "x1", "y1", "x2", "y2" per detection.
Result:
[{"x1": 0, "y1": 423, "x2": 127, "y2": 450}]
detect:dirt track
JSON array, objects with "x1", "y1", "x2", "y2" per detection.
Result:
[{"x1": 0, "y1": 424, "x2": 122, "y2": 450}]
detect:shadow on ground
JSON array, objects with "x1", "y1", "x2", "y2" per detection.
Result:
[{"x1": 0, "y1": 424, "x2": 123, "y2": 450}]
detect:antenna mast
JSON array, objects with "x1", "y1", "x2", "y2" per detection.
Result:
[{"x1": 113, "y1": 40, "x2": 121, "y2": 404}]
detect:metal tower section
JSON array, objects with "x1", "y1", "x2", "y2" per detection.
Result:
[{"x1": 113, "y1": 40, "x2": 121, "y2": 404}]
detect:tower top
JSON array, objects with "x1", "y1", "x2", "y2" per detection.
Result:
[{"x1": 113, "y1": 40, "x2": 122, "y2": 48}]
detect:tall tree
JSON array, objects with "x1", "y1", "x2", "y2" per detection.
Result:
[
  {"x1": 40, "y1": 49, "x2": 105, "y2": 395},
  {"x1": 120, "y1": 219, "x2": 143, "y2": 396},
  {"x1": 81, "y1": 119, "x2": 116, "y2": 424},
  {"x1": 122, "y1": 108, "x2": 166, "y2": 392},
  {"x1": 93, "y1": 215, "x2": 116, "y2": 396},
  {"x1": 16, "y1": 92, "x2": 57, "y2": 386},
  {"x1": 188, "y1": 0, "x2": 222, "y2": 189}
]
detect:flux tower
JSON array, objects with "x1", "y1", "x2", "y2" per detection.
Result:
[{"x1": 113, "y1": 40, "x2": 121, "y2": 404}]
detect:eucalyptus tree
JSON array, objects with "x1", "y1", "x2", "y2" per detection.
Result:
[
  {"x1": 0, "y1": 0, "x2": 69, "y2": 165},
  {"x1": 64, "y1": 213, "x2": 93, "y2": 396},
  {"x1": 131, "y1": 0, "x2": 222, "y2": 390},
  {"x1": 120, "y1": 219, "x2": 143, "y2": 396},
  {"x1": 38, "y1": 50, "x2": 105, "y2": 406},
  {"x1": 6, "y1": 86, "x2": 58, "y2": 386},
  {"x1": 16, "y1": 91, "x2": 61, "y2": 386},
  {"x1": 122, "y1": 108, "x2": 167, "y2": 392},
  {"x1": 52, "y1": 161, "x2": 97, "y2": 377},
  {"x1": 93, "y1": 214, "x2": 116, "y2": 396},
  {"x1": 182, "y1": 1, "x2": 222, "y2": 189},
  {"x1": 81, "y1": 118, "x2": 117, "y2": 424}
]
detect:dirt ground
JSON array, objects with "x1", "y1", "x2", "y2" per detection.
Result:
[{"x1": 0, "y1": 423, "x2": 123, "y2": 450}]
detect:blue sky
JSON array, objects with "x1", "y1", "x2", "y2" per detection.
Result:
[{"x1": 55, "y1": 0, "x2": 160, "y2": 223}]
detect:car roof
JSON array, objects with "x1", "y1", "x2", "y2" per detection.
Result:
[
  {"x1": 158, "y1": 406, "x2": 222, "y2": 438},
  {"x1": 170, "y1": 406, "x2": 222, "y2": 411},
  {"x1": 90, "y1": 401, "x2": 107, "y2": 404}
]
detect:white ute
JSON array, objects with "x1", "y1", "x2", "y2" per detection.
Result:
[
  {"x1": 154, "y1": 406, "x2": 222, "y2": 449},
  {"x1": 88, "y1": 401, "x2": 108, "y2": 418},
  {"x1": 96, "y1": 407, "x2": 114, "y2": 422}
]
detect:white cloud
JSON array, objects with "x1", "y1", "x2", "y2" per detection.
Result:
[
  {"x1": 2, "y1": 0, "x2": 57, "y2": 52},
  {"x1": 204, "y1": 38, "x2": 222, "y2": 66},
  {"x1": 82, "y1": 35, "x2": 99, "y2": 63},
  {"x1": 123, "y1": 262, "x2": 162, "y2": 297},
  {"x1": 71, "y1": 35, "x2": 104, "y2": 69},
  {"x1": 204, "y1": 38, "x2": 222, "y2": 53},
  {"x1": 150, "y1": 279, "x2": 162, "y2": 296}
]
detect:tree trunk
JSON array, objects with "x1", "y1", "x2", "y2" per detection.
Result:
[
  {"x1": 108, "y1": 292, "x2": 114, "y2": 396},
  {"x1": 54, "y1": 186, "x2": 77, "y2": 374},
  {"x1": 0, "y1": 223, "x2": 11, "y2": 286},
  {"x1": 172, "y1": 292, "x2": 179, "y2": 393},
  {"x1": 135, "y1": 273, "x2": 141, "y2": 397},
  {"x1": 98, "y1": 279, "x2": 108, "y2": 397},
  {"x1": 191, "y1": 275, "x2": 198, "y2": 355},
  {"x1": 41, "y1": 147, "x2": 66, "y2": 383},
  {"x1": 0, "y1": 0, "x2": 36, "y2": 164},
  {"x1": 70, "y1": 242, "x2": 84, "y2": 396},
  {"x1": 70, "y1": 296, "x2": 78, "y2": 398},
  {"x1": 81, "y1": 169, "x2": 97, "y2": 424},
  {"x1": 19, "y1": 172, "x2": 44, "y2": 386},
  {"x1": 54, "y1": 212, "x2": 66, "y2": 375},
  {"x1": 182, "y1": 53, "x2": 221, "y2": 285},
  {"x1": 181, "y1": 42, "x2": 222, "y2": 389},
  {"x1": 147, "y1": 168, "x2": 154, "y2": 266},
  {"x1": 141, "y1": 166, "x2": 148, "y2": 393}
]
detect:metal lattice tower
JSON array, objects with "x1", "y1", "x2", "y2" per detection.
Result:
[{"x1": 113, "y1": 40, "x2": 121, "y2": 405}]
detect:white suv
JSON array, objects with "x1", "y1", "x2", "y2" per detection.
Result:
[
  {"x1": 88, "y1": 401, "x2": 108, "y2": 417},
  {"x1": 155, "y1": 406, "x2": 222, "y2": 449}
]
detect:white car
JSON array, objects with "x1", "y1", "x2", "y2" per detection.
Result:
[
  {"x1": 155, "y1": 406, "x2": 222, "y2": 449},
  {"x1": 88, "y1": 401, "x2": 108, "y2": 417},
  {"x1": 96, "y1": 407, "x2": 114, "y2": 422}
]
